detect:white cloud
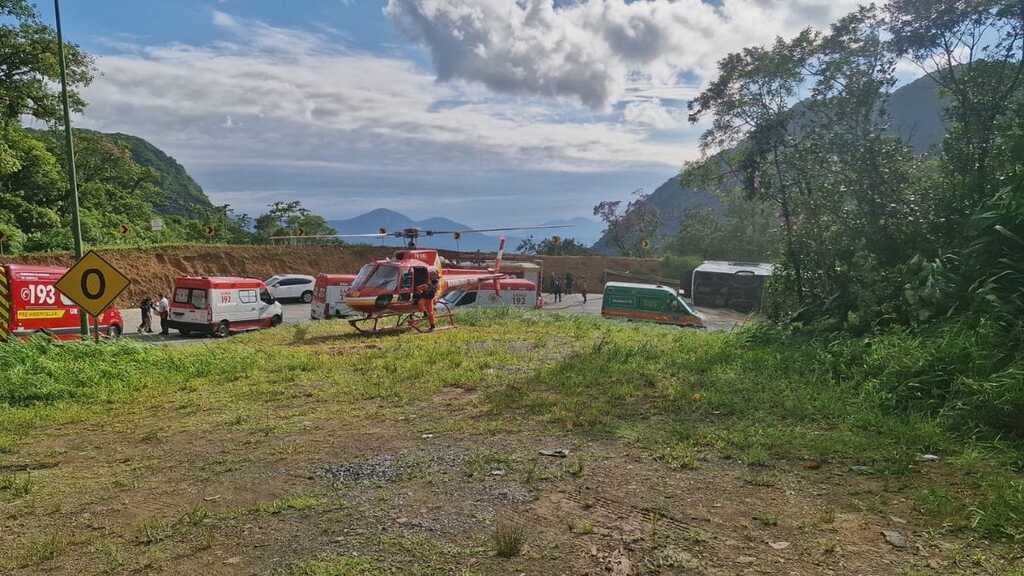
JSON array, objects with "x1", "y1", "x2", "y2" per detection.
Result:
[
  {"x1": 76, "y1": 10, "x2": 698, "y2": 222},
  {"x1": 385, "y1": 0, "x2": 863, "y2": 109}
]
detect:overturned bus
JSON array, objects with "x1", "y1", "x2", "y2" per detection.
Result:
[{"x1": 690, "y1": 261, "x2": 774, "y2": 313}]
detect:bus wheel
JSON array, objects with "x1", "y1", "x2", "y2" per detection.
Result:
[
  {"x1": 271, "y1": 314, "x2": 282, "y2": 327},
  {"x1": 215, "y1": 321, "x2": 230, "y2": 338},
  {"x1": 301, "y1": 291, "x2": 313, "y2": 303},
  {"x1": 179, "y1": 328, "x2": 192, "y2": 337}
]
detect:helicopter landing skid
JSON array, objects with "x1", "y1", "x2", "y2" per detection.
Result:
[{"x1": 348, "y1": 302, "x2": 456, "y2": 335}]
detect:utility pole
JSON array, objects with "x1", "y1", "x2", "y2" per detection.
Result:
[{"x1": 54, "y1": 0, "x2": 89, "y2": 338}]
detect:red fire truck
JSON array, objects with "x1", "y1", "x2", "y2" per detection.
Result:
[{"x1": 1, "y1": 264, "x2": 124, "y2": 340}]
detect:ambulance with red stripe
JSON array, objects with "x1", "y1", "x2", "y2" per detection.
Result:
[
  {"x1": 439, "y1": 278, "x2": 541, "y2": 310},
  {"x1": 166, "y1": 276, "x2": 282, "y2": 337},
  {"x1": 0, "y1": 264, "x2": 124, "y2": 340},
  {"x1": 310, "y1": 273, "x2": 357, "y2": 320}
]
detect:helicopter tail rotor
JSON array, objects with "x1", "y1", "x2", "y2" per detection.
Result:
[{"x1": 495, "y1": 236, "x2": 506, "y2": 272}]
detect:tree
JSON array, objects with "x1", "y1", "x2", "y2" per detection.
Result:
[
  {"x1": 0, "y1": 125, "x2": 63, "y2": 237},
  {"x1": 887, "y1": 0, "x2": 1024, "y2": 216},
  {"x1": 518, "y1": 235, "x2": 593, "y2": 256},
  {"x1": 0, "y1": 0, "x2": 94, "y2": 127},
  {"x1": 255, "y1": 201, "x2": 335, "y2": 240},
  {"x1": 687, "y1": 7, "x2": 931, "y2": 326},
  {"x1": 593, "y1": 189, "x2": 661, "y2": 257},
  {"x1": 687, "y1": 32, "x2": 817, "y2": 304}
]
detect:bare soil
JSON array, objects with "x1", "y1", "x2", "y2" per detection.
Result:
[{"x1": 2, "y1": 380, "x2": 1014, "y2": 575}]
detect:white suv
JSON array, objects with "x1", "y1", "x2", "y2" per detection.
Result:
[{"x1": 266, "y1": 274, "x2": 316, "y2": 303}]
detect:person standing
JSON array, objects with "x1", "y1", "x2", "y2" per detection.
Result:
[
  {"x1": 564, "y1": 272, "x2": 574, "y2": 295},
  {"x1": 578, "y1": 279, "x2": 588, "y2": 304},
  {"x1": 552, "y1": 277, "x2": 563, "y2": 303},
  {"x1": 155, "y1": 293, "x2": 170, "y2": 336},
  {"x1": 138, "y1": 297, "x2": 153, "y2": 334},
  {"x1": 415, "y1": 276, "x2": 438, "y2": 330}
]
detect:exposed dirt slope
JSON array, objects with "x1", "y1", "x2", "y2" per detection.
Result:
[
  {"x1": 1, "y1": 246, "x2": 665, "y2": 307},
  {"x1": 0, "y1": 245, "x2": 391, "y2": 307}
]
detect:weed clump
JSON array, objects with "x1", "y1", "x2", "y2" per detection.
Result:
[{"x1": 493, "y1": 520, "x2": 526, "y2": 558}]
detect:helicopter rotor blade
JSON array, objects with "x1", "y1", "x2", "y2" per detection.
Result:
[{"x1": 420, "y1": 224, "x2": 573, "y2": 236}]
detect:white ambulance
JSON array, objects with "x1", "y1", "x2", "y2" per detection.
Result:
[
  {"x1": 167, "y1": 276, "x2": 283, "y2": 337},
  {"x1": 310, "y1": 273, "x2": 357, "y2": 320},
  {"x1": 440, "y1": 278, "x2": 541, "y2": 310}
]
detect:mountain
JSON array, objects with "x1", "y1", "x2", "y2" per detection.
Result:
[
  {"x1": 27, "y1": 128, "x2": 214, "y2": 218},
  {"x1": 594, "y1": 73, "x2": 949, "y2": 253},
  {"x1": 328, "y1": 209, "x2": 525, "y2": 252},
  {"x1": 102, "y1": 132, "x2": 214, "y2": 217},
  {"x1": 542, "y1": 217, "x2": 605, "y2": 246}
]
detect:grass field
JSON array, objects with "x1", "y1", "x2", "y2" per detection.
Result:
[{"x1": 1, "y1": 311, "x2": 1022, "y2": 575}]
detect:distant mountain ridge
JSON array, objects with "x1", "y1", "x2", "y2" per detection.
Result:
[
  {"x1": 328, "y1": 209, "x2": 602, "y2": 252},
  {"x1": 595, "y1": 73, "x2": 949, "y2": 253}
]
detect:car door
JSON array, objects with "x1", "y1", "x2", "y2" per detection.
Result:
[
  {"x1": 258, "y1": 288, "x2": 277, "y2": 320},
  {"x1": 238, "y1": 288, "x2": 258, "y2": 322}
]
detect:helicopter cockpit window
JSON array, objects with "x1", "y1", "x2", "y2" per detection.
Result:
[
  {"x1": 352, "y1": 263, "x2": 375, "y2": 289},
  {"x1": 363, "y1": 265, "x2": 400, "y2": 291}
]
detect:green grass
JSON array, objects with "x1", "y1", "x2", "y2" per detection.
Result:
[
  {"x1": 288, "y1": 556, "x2": 390, "y2": 576},
  {"x1": 15, "y1": 533, "x2": 65, "y2": 568},
  {"x1": 1, "y1": 310, "x2": 1022, "y2": 541}
]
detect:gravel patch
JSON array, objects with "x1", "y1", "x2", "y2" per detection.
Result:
[{"x1": 317, "y1": 453, "x2": 412, "y2": 484}]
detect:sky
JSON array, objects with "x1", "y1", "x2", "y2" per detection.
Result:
[{"x1": 30, "y1": 0, "x2": 869, "y2": 226}]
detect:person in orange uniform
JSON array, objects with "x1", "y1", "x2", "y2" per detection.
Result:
[{"x1": 415, "y1": 275, "x2": 439, "y2": 330}]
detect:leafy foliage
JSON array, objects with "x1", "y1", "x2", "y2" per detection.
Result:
[
  {"x1": 593, "y1": 189, "x2": 661, "y2": 257},
  {"x1": 0, "y1": 0, "x2": 93, "y2": 126},
  {"x1": 680, "y1": 2, "x2": 1024, "y2": 340},
  {"x1": 516, "y1": 235, "x2": 593, "y2": 256},
  {"x1": 254, "y1": 201, "x2": 336, "y2": 241}
]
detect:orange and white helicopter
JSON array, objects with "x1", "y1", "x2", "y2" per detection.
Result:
[{"x1": 295, "y1": 225, "x2": 568, "y2": 334}]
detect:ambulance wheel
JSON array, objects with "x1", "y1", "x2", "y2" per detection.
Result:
[
  {"x1": 301, "y1": 291, "x2": 313, "y2": 303},
  {"x1": 215, "y1": 321, "x2": 230, "y2": 338},
  {"x1": 271, "y1": 314, "x2": 282, "y2": 327},
  {"x1": 108, "y1": 325, "x2": 122, "y2": 339}
]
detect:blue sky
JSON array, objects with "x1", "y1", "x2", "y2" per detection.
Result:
[{"x1": 32, "y1": 0, "x2": 870, "y2": 227}]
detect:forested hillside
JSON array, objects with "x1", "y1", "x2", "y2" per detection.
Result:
[
  {"x1": 594, "y1": 72, "x2": 949, "y2": 253},
  {"x1": 97, "y1": 131, "x2": 213, "y2": 218},
  {"x1": 23, "y1": 128, "x2": 214, "y2": 218}
]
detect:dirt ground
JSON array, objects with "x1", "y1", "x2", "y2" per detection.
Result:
[{"x1": 2, "y1": 328, "x2": 1015, "y2": 575}]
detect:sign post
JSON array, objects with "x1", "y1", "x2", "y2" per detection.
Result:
[
  {"x1": 54, "y1": 0, "x2": 88, "y2": 338},
  {"x1": 55, "y1": 251, "x2": 131, "y2": 339}
]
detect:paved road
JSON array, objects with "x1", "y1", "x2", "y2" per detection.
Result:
[
  {"x1": 116, "y1": 294, "x2": 749, "y2": 345},
  {"x1": 119, "y1": 302, "x2": 312, "y2": 344}
]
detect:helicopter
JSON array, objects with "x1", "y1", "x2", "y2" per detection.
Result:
[{"x1": 279, "y1": 224, "x2": 570, "y2": 334}]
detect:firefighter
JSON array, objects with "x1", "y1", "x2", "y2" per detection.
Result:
[{"x1": 415, "y1": 275, "x2": 438, "y2": 330}]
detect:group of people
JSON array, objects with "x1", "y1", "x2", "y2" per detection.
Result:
[
  {"x1": 550, "y1": 272, "x2": 588, "y2": 304},
  {"x1": 138, "y1": 294, "x2": 170, "y2": 335}
]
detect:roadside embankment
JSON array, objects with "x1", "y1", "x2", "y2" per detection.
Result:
[
  {"x1": 0, "y1": 245, "x2": 391, "y2": 306},
  {"x1": 1, "y1": 245, "x2": 666, "y2": 307}
]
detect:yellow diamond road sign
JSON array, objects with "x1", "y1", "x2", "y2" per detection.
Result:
[{"x1": 54, "y1": 251, "x2": 131, "y2": 317}]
